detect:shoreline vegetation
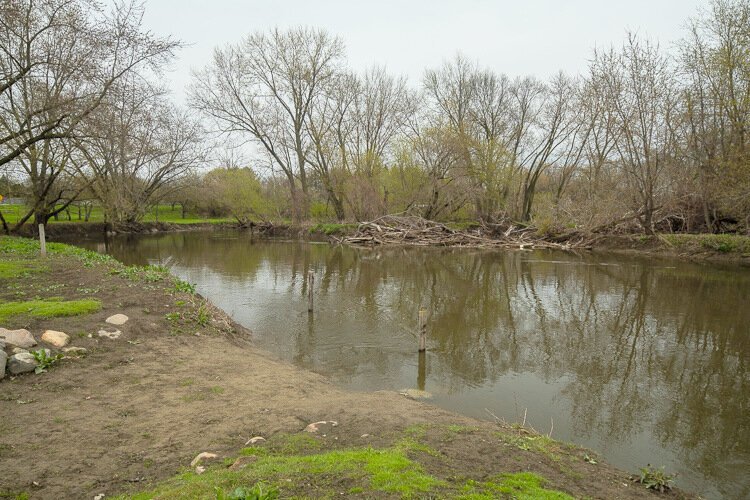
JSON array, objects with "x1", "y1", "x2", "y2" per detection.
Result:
[
  {"x1": 3, "y1": 202, "x2": 747, "y2": 265},
  {"x1": 0, "y1": 236, "x2": 693, "y2": 499}
]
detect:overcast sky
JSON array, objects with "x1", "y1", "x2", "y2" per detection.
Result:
[{"x1": 141, "y1": 0, "x2": 711, "y2": 105}]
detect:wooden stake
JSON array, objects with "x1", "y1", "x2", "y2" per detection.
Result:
[
  {"x1": 417, "y1": 350, "x2": 426, "y2": 391},
  {"x1": 307, "y1": 271, "x2": 314, "y2": 312},
  {"x1": 38, "y1": 224, "x2": 46, "y2": 257},
  {"x1": 418, "y1": 308, "x2": 427, "y2": 352}
]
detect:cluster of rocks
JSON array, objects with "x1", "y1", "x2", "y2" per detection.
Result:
[{"x1": 0, "y1": 314, "x2": 128, "y2": 380}]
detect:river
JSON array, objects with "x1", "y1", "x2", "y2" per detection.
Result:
[{"x1": 65, "y1": 229, "x2": 750, "y2": 499}]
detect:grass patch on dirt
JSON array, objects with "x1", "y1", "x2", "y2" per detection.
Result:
[
  {"x1": 458, "y1": 472, "x2": 574, "y2": 499},
  {"x1": 661, "y1": 233, "x2": 750, "y2": 255},
  {"x1": 308, "y1": 223, "x2": 358, "y2": 236},
  {"x1": 0, "y1": 259, "x2": 48, "y2": 279},
  {"x1": 122, "y1": 444, "x2": 442, "y2": 499},
  {"x1": 0, "y1": 298, "x2": 102, "y2": 323},
  {"x1": 118, "y1": 425, "x2": 586, "y2": 500}
]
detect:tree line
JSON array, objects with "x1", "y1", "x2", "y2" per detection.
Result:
[{"x1": 2, "y1": 0, "x2": 749, "y2": 235}]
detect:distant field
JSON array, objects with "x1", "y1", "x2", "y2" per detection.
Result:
[{"x1": 0, "y1": 204, "x2": 232, "y2": 225}]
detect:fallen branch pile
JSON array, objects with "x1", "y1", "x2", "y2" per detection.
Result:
[{"x1": 338, "y1": 215, "x2": 596, "y2": 250}]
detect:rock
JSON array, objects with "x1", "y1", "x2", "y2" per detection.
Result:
[
  {"x1": 244, "y1": 436, "x2": 266, "y2": 445},
  {"x1": 98, "y1": 329, "x2": 121, "y2": 339},
  {"x1": 8, "y1": 352, "x2": 37, "y2": 375},
  {"x1": 190, "y1": 452, "x2": 218, "y2": 467},
  {"x1": 41, "y1": 330, "x2": 70, "y2": 348},
  {"x1": 0, "y1": 328, "x2": 36, "y2": 349},
  {"x1": 105, "y1": 314, "x2": 129, "y2": 326},
  {"x1": 0, "y1": 340, "x2": 5, "y2": 350},
  {"x1": 195, "y1": 466, "x2": 206, "y2": 475},
  {"x1": 63, "y1": 347, "x2": 88, "y2": 356},
  {"x1": 11, "y1": 347, "x2": 27, "y2": 355},
  {"x1": 228, "y1": 455, "x2": 258, "y2": 471},
  {"x1": 304, "y1": 421, "x2": 339, "y2": 433},
  {"x1": 94, "y1": 494, "x2": 105, "y2": 500},
  {"x1": 0, "y1": 351, "x2": 7, "y2": 380},
  {"x1": 399, "y1": 388, "x2": 433, "y2": 400}
]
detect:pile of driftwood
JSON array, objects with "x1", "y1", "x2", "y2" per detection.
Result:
[{"x1": 338, "y1": 215, "x2": 595, "y2": 250}]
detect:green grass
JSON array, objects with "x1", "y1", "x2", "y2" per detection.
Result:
[
  {"x1": 0, "y1": 204, "x2": 231, "y2": 225},
  {"x1": 0, "y1": 259, "x2": 47, "y2": 279},
  {"x1": 458, "y1": 472, "x2": 574, "y2": 500},
  {"x1": 308, "y1": 223, "x2": 358, "y2": 235},
  {"x1": 661, "y1": 233, "x2": 750, "y2": 254},
  {"x1": 0, "y1": 235, "x2": 115, "y2": 267},
  {"x1": 121, "y1": 445, "x2": 442, "y2": 499},
  {"x1": 0, "y1": 298, "x2": 101, "y2": 323}
]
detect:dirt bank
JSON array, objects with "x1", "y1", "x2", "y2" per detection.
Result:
[{"x1": 0, "y1": 237, "x2": 692, "y2": 499}]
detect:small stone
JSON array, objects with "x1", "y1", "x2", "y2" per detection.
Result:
[
  {"x1": 304, "y1": 421, "x2": 339, "y2": 433},
  {"x1": 63, "y1": 347, "x2": 88, "y2": 356},
  {"x1": 360, "y1": 434, "x2": 370, "y2": 438},
  {"x1": 41, "y1": 330, "x2": 70, "y2": 348},
  {"x1": 8, "y1": 352, "x2": 37, "y2": 375},
  {"x1": 399, "y1": 388, "x2": 432, "y2": 400},
  {"x1": 0, "y1": 328, "x2": 36, "y2": 349},
  {"x1": 228, "y1": 455, "x2": 258, "y2": 471},
  {"x1": 190, "y1": 452, "x2": 218, "y2": 467},
  {"x1": 94, "y1": 494, "x2": 105, "y2": 500},
  {"x1": 98, "y1": 329, "x2": 122, "y2": 340},
  {"x1": 11, "y1": 347, "x2": 28, "y2": 355},
  {"x1": 244, "y1": 436, "x2": 266, "y2": 445},
  {"x1": 0, "y1": 351, "x2": 7, "y2": 380},
  {"x1": 105, "y1": 314, "x2": 129, "y2": 326},
  {"x1": 195, "y1": 466, "x2": 206, "y2": 474}
]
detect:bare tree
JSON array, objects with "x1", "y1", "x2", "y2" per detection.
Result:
[
  {"x1": 516, "y1": 73, "x2": 588, "y2": 222},
  {"x1": 80, "y1": 79, "x2": 205, "y2": 224},
  {"x1": 681, "y1": 0, "x2": 750, "y2": 230},
  {"x1": 0, "y1": 0, "x2": 179, "y2": 227},
  {"x1": 592, "y1": 34, "x2": 678, "y2": 234},
  {"x1": 304, "y1": 71, "x2": 358, "y2": 220},
  {"x1": 190, "y1": 27, "x2": 345, "y2": 222}
]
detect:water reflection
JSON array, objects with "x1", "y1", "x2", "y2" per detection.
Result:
[{"x1": 73, "y1": 231, "x2": 750, "y2": 499}]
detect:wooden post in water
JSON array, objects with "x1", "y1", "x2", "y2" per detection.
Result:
[
  {"x1": 307, "y1": 271, "x2": 314, "y2": 312},
  {"x1": 38, "y1": 224, "x2": 46, "y2": 257},
  {"x1": 418, "y1": 308, "x2": 427, "y2": 352},
  {"x1": 417, "y1": 350, "x2": 426, "y2": 391}
]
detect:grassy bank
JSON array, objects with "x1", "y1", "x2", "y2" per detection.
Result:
[
  {"x1": 121, "y1": 426, "x2": 578, "y2": 500},
  {"x1": 0, "y1": 204, "x2": 232, "y2": 225}
]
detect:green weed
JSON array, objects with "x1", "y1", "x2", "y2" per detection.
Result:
[
  {"x1": 174, "y1": 279, "x2": 196, "y2": 294},
  {"x1": 31, "y1": 349, "x2": 64, "y2": 374},
  {"x1": 195, "y1": 302, "x2": 210, "y2": 327},
  {"x1": 165, "y1": 312, "x2": 181, "y2": 322},
  {"x1": 214, "y1": 484, "x2": 278, "y2": 500},
  {"x1": 636, "y1": 465, "x2": 674, "y2": 493}
]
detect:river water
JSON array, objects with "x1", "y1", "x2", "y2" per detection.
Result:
[{"x1": 67, "y1": 230, "x2": 749, "y2": 499}]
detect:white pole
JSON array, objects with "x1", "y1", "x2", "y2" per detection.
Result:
[{"x1": 38, "y1": 224, "x2": 46, "y2": 257}]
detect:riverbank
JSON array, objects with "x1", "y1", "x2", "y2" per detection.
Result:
[
  {"x1": 14, "y1": 217, "x2": 749, "y2": 266},
  {"x1": 0, "y1": 236, "x2": 691, "y2": 499}
]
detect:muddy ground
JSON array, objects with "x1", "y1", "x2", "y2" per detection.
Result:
[{"x1": 0, "y1": 241, "x2": 692, "y2": 499}]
